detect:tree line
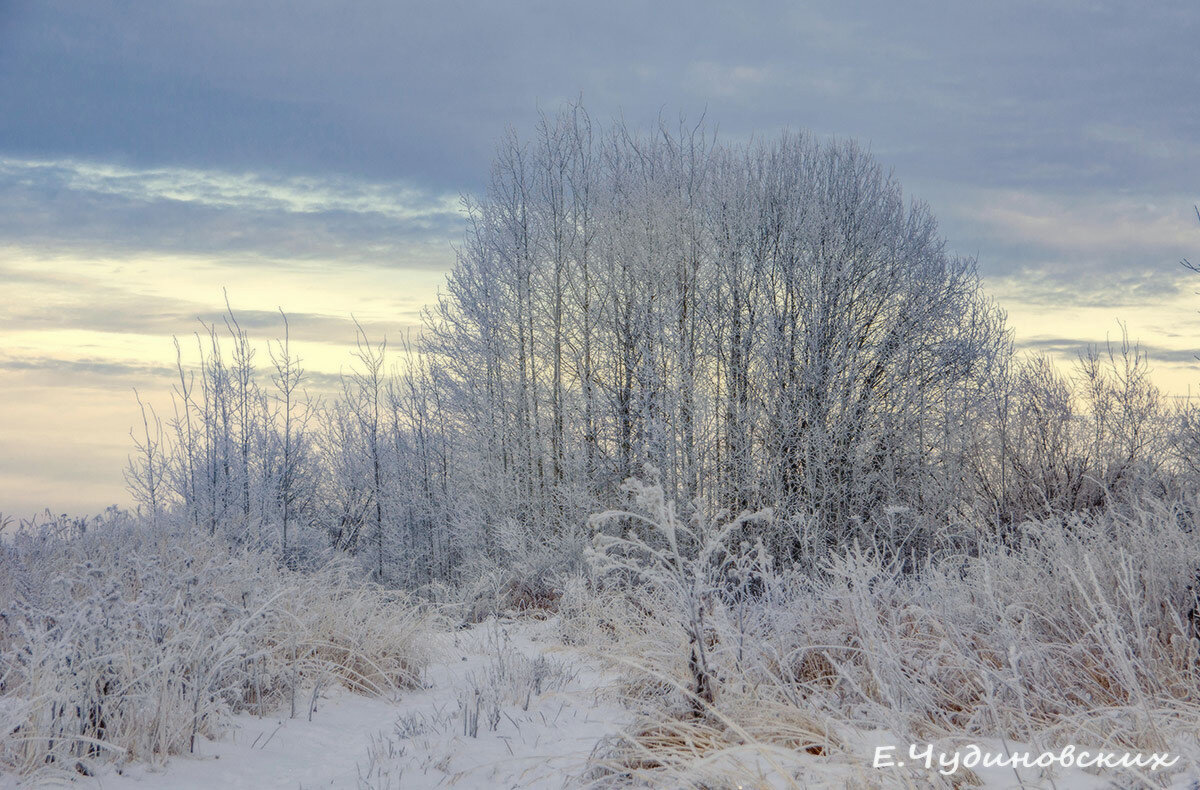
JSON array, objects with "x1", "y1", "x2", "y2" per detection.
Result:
[{"x1": 125, "y1": 106, "x2": 1193, "y2": 585}]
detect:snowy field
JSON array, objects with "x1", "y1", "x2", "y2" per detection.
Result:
[
  {"x1": 30, "y1": 618, "x2": 627, "y2": 790},
  {"x1": 6, "y1": 495, "x2": 1200, "y2": 788},
  {"x1": 5, "y1": 111, "x2": 1200, "y2": 790},
  {"x1": 4, "y1": 614, "x2": 1187, "y2": 790}
]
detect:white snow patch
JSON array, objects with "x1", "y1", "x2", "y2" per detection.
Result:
[
  {"x1": 54, "y1": 617, "x2": 627, "y2": 790},
  {"x1": 355, "y1": 616, "x2": 628, "y2": 789}
]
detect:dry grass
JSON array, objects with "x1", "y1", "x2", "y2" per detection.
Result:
[
  {"x1": 0, "y1": 518, "x2": 436, "y2": 781},
  {"x1": 569, "y1": 494, "x2": 1200, "y2": 787}
]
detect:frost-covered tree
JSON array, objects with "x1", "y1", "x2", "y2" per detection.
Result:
[
  {"x1": 423, "y1": 106, "x2": 1009, "y2": 561},
  {"x1": 135, "y1": 107, "x2": 1196, "y2": 585}
]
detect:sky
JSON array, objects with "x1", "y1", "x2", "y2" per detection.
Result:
[{"x1": 1, "y1": 0, "x2": 1198, "y2": 520}]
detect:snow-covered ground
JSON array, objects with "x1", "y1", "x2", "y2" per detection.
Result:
[
  {"x1": 10, "y1": 614, "x2": 1193, "y2": 789},
  {"x1": 68, "y1": 617, "x2": 627, "y2": 790}
]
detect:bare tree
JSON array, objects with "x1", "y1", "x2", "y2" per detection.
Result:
[{"x1": 125, "y1": 390, "x2": 164, "y2": 529}]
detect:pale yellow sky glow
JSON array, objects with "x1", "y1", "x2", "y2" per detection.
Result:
[
  {"x1": 4, "y1": 240, "x2": 1199, "y2": 523},
  {"x1": 992, "y1": 281, "x2": 1200, "y2": 393},
  {"x1": 0, "y1": 253, "x2": 448, "y2": 521}
]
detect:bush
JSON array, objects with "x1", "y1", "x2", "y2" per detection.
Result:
[
  {"x1": 0, "y1": 514, "x2": 434, "y2": 781},
  {"x1": 579, "y1": 478, "x2": 1200, "y2": 787}
]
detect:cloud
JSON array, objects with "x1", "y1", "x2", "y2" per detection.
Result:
[
  {"x1": 1017, "y1": 336, "x2": 1200, "y2": 366},
  {"x1": 0, "y1": 257, "x2": 422, "y2": 341},
  {"x1": 961, "y1": 190, "x2": 1199, "y2": 256},
  {"x1": 2, "y1": 1, "x2": 1191, "y2": 194},
  {"x1": 686, "y1": 62, "x2": 772, "y2": 98},
  {"x1": 0, "y1": 157, "x2": 464, "y2": 266},
  {"x1": 930, "y1": 185, "x2": 1200, "y2": 310},
  {"x1": 1, "y1": 0, "x2": 1198, "y2": 516},
  {"x1": 1085, "y1": 123, "x2": 1200, "y2": 163},
  {"x1": 0, "y1": 356, "x2": 178, "y2": 380},
  {"x1": 0, "y1": 157, "x2": 462, "y2": 220},
  {"x1": 0, "y1": 354, "x2": 348, "y2": 393},
  {"x1": 984, "y1": 266, "x2": 1185, "y2": 309}
]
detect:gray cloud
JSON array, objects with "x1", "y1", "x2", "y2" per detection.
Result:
[
  {"x1": 0, "y1": 356, "x2": 178, "y2": 380},
  {"x1": 1017, "y1": 336, "x2": 1200, "y2": 366},
  {"x1": 933, "y1": 185, "x2": 1200, "y2": 304},
  {"x1": 0, "y1": 158, "x2": 463, "y2": 266},
  {"x1": 985, "y1": 265, "x2": 1187, "y2": 309},
  {"x1": 1, "y1": 1, "x2": 1197, "y2": 302},
  {"x1": 2, "y1": 1, "x2": 1196, "y2": 194},
  {"x1": 0, "y1": 354, "x2": 349, "y2": 395},
  {"x1": 0, "y1": 265, "x2": 423, "y2": 358}
]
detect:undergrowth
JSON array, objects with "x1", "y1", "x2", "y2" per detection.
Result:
[
  {"x1": 0, "y1": 514, "x2": 435, "y2": 781},
  {"x1": 570, "y1": 479, "x2": 1200, "y2": 788}
]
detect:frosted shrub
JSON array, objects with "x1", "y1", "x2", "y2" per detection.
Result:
[
  {"x1": 0, "y1": 517, "x2": 434, "y2": 780},
  {"x1": 587, "y1": 471, "x2": 770, "y2": 715},
  {"x1": 581, "y1": 481, "x2": 1200, "y2": 787}
]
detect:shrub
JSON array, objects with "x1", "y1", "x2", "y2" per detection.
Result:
[
  {"x1": 0, "y1": 515, "x2": 434, "y2": 781},
  {"x1": 580, "y1": 478, "x2": 1200, "y2": 787}
]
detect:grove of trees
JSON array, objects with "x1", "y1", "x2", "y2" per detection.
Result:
[{"x1": 124, "y1": 107, "x2": 1188, "y2": 587}]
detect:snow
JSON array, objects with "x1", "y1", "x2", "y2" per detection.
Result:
[
  {"x1": 68, "y1": 617, "x2": 628, "y2": 790},
  {"x1": 76, "y1": 692, "x2": 404, "y2": 790},
  {"x1": 6, "y1": 615, "x2": 1196, "y2": 789},
  {"x1": 356, "y1": 617, "x2": 627, "y2": 789}
]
